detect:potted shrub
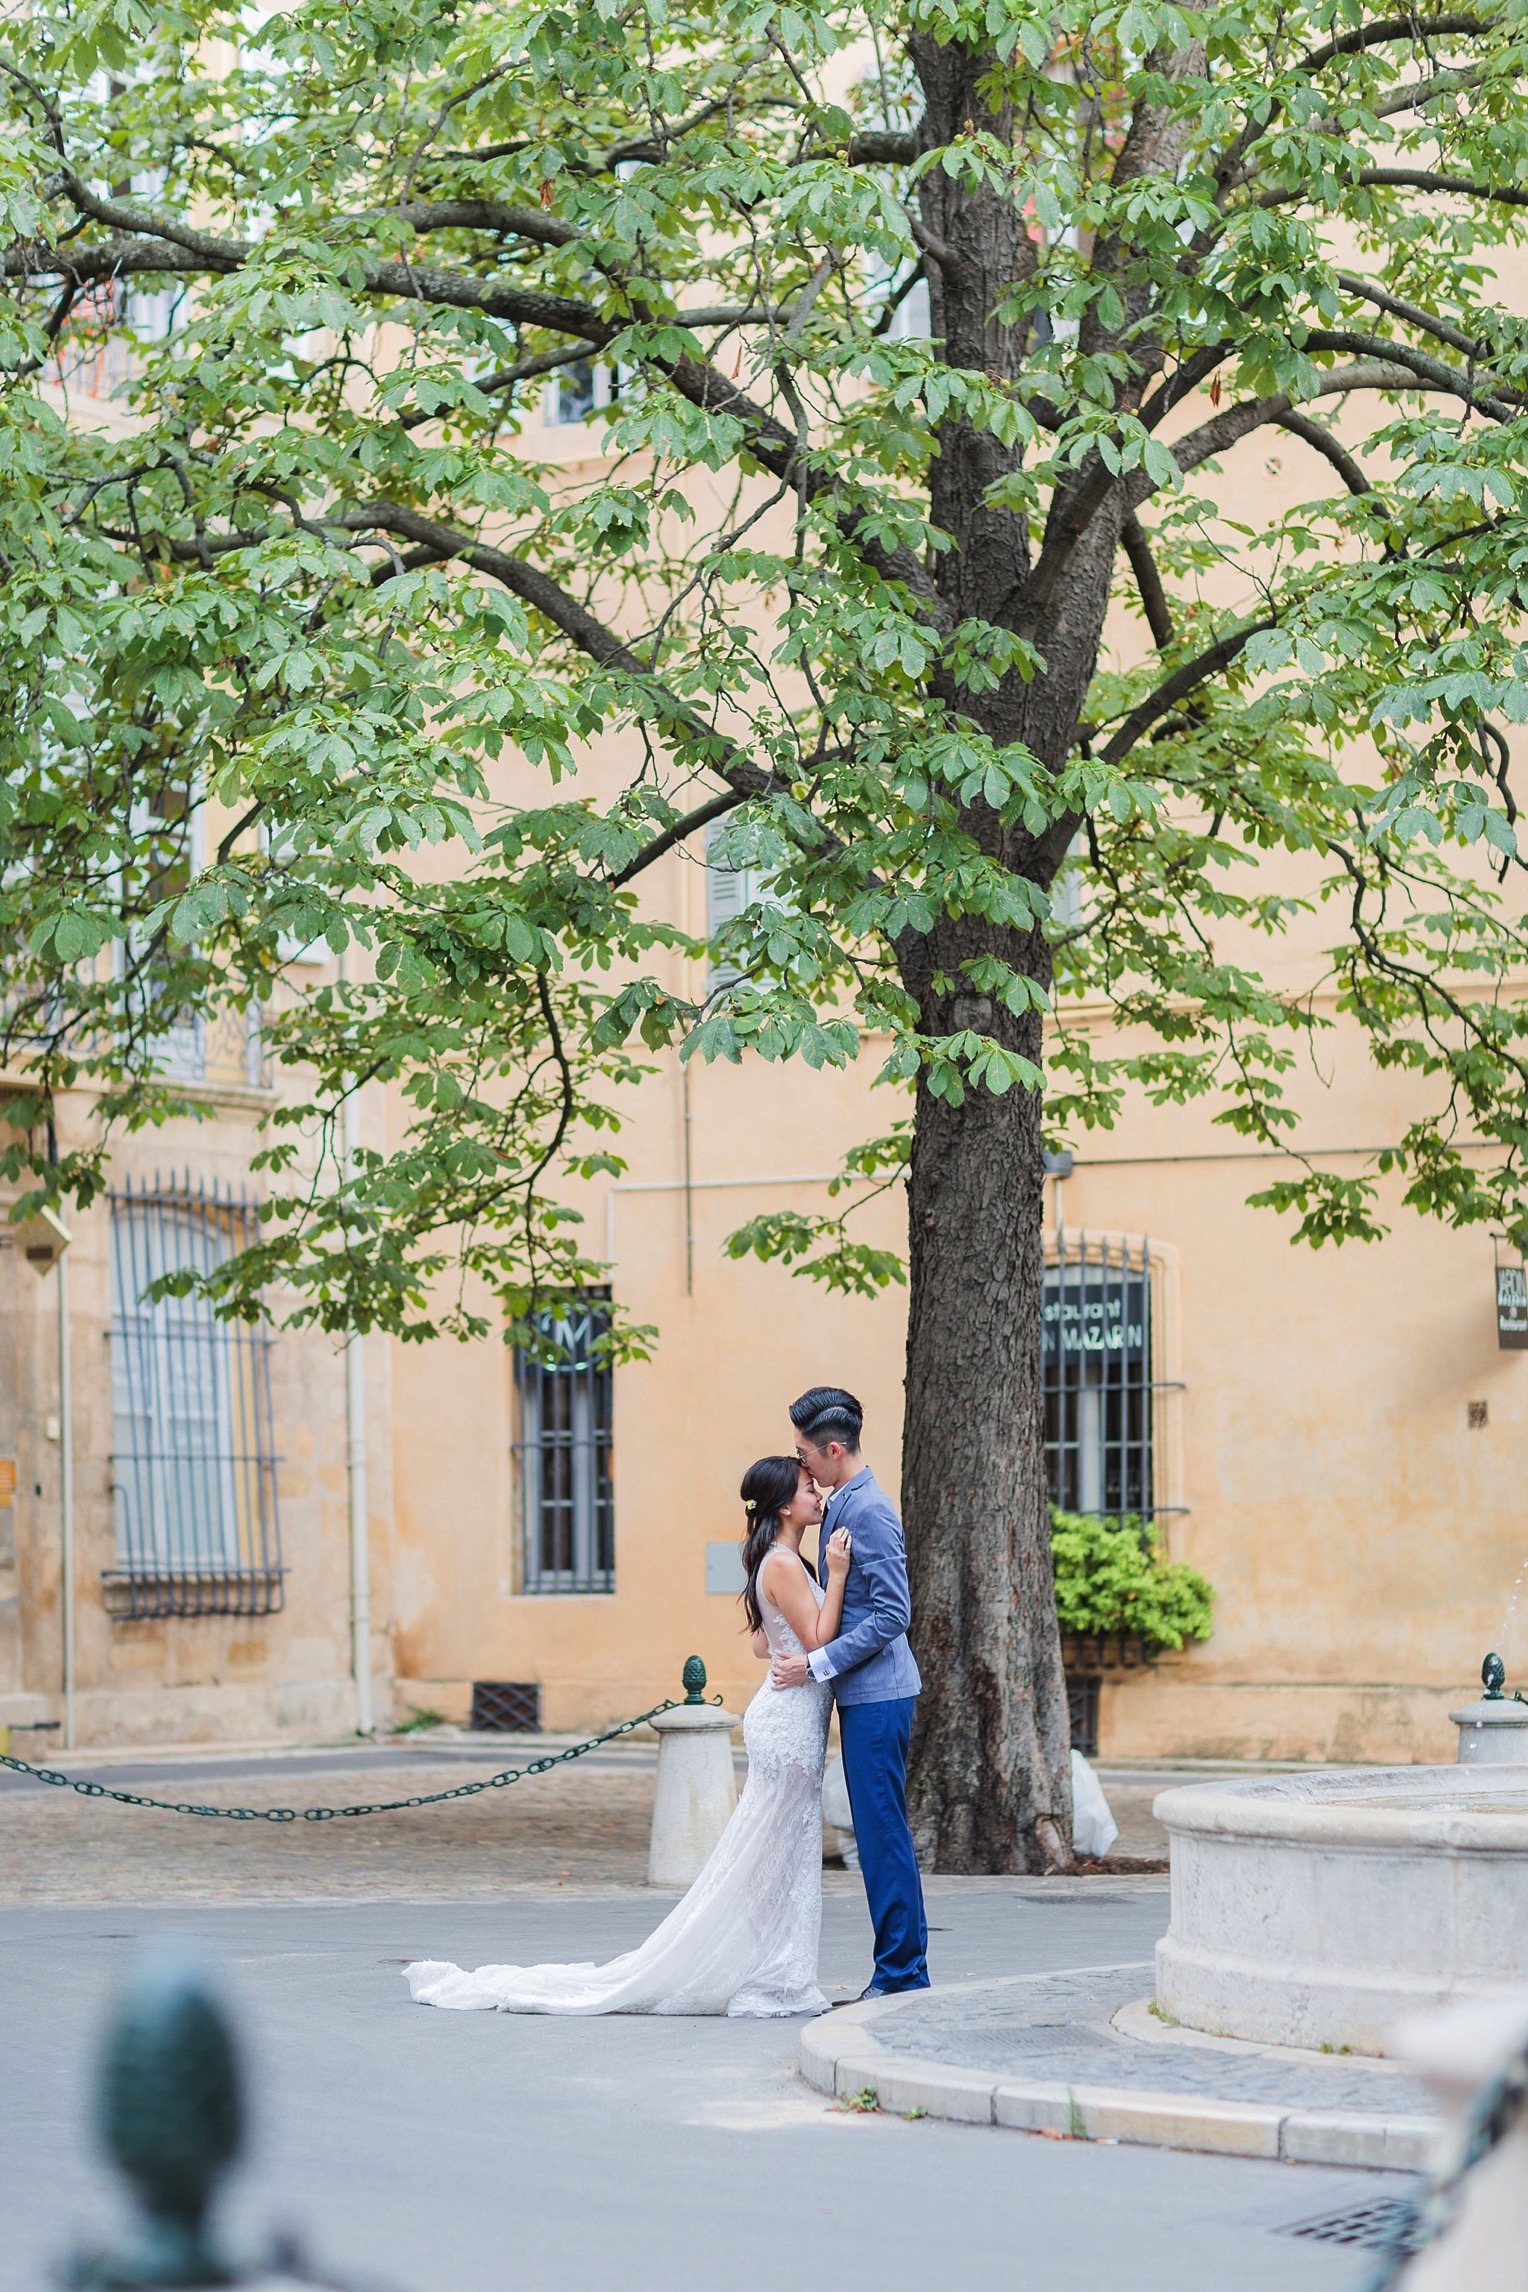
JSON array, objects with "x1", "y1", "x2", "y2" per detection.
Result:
[{"x1": 1051, "y1": 1512, "x2": 1214, "y2": 1674}]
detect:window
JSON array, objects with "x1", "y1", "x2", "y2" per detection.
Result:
[
  {"x1": 1043, "y1": 1235, "x2": 1153, "y2": 1519},
  {"x1": 885, "y1": 272, "x2": 932, "y2": 339},
  {"x1": 1050, "y1": 829, "x2": 1088, "y2": 932},
  {"x1": 706, "y1": 828, "x2": 759, "y2": 989},
  {"x1": 515, "y1": 1292, "x2": 615, "y2": 1592},
  {"x1": 127, "y1": 776, "x2": 202, "y2": 1079},
  {"x1": 124, "y1": 783, "x2": 266, "y2": 1086},
  {"x1": 107, "y1": 1176, "x2": 284, "y2": 1619},
  {"x1": 545, "y1": 358, "x2": 617, "y2": 426},
  {"x1": 705, "y1": 820, "x2": 791, "y2": 989}
]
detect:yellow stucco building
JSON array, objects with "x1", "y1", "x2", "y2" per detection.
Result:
[{"x1": 3, "y1": 385, "x2": 1523, "y2": 1768}]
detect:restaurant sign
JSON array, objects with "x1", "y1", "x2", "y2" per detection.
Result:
[
  {"x1": 1497, "y1": 1259, "x2": 1528, "y2": 1350},
  {"x1": 1041, "y1": 1268, "x2": 1150, "y2": 1366}
]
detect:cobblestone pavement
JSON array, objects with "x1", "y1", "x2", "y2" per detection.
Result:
[
  {"x1": 0, "y1": 1759, "x2": 661, "y2": 1900},
  {"x1": 1094, "y1": 1775, "x2": 1171, "y2": 1856},
  {"x1": 0, "y1": 1747, "x2": 1174, "y2": 1903},
  {"x1": 872, "y1": 1963, "x2": 1438, "y2": 2117}
]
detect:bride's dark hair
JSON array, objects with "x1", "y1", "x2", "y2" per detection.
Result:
[{"x1": 739, "y1": 1455, "x2": 806, "y2": 1634}]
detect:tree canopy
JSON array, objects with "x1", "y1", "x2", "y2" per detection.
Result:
[{"x1": 3, "y1": 0, "x2": 1528, "y2": 1342}]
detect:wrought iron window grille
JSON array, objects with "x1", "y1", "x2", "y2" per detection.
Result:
[
  {"x1": 107, "y1": 1175, "x2": 284, "y2": 1621},
  {"x1": 513, "y1": 1291, "x2": 615, "y2": 1595},
  {"x1": 1043, "y1": 1232, "x2": 1183, "y2": 1525}
]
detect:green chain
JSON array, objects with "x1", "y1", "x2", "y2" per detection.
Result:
[{"x1": 0, "y1": 1677, "x2": 722, "y2": 1824}]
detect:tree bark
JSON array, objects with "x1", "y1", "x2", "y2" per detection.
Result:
[
  {"x1": 898, "y1": 35, "x2": 1127, "y2": 1873},
  {"x1": 901, "y1": 917, "x2": 1074, "y2": 1873}
]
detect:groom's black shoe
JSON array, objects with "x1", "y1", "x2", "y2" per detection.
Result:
[{"x1": 857, "y1": 1982, "x2": 927, "y2": 2000}]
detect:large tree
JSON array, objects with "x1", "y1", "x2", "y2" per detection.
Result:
[{"x1": 4, "y1": 0, "x2": 1528, "y2": 1867}]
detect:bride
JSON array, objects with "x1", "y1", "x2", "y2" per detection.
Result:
[{"x1": 404, "y1": 1455, "x2": 851, "y2": 2018}]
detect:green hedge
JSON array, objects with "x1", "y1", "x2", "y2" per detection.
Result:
[{"x1": 1050, "y1": 1513, "x2": 1215, "y2": 1653}]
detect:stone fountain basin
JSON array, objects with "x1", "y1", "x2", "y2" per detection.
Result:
[{"x1": 1153, "y1": 1766, "x2": 1528, "y2": 2057}]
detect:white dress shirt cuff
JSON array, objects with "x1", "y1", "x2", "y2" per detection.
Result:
[{"x1": 806, "y1": 1646, "x2": 834, "y2": 1683}]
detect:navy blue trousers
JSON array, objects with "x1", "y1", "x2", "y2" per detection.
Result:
[{"x1": 838, "y1": 1696, "x2": 929, "y2": 1992}]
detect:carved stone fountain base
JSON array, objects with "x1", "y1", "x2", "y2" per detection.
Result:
[{"x1": 1154, "y1": 1766, "x2": 1528, "y2": 2056}]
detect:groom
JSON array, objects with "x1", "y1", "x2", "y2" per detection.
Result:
[{"x1": 770, "y1": 1386, "x2": 930, "y2": 1998}]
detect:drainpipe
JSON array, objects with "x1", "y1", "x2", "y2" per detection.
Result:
[
  {"x1": 336, "y1": 958, "x2": 373, "y2": 1738},
  {"x1": 681, "y1": 1063, "x2": 694, "y2": 1295},
  {"x1": 24, "y1": 1187, "x2": 75, "y2": 1751},
  {"x1": 57, "y1": 1241, "x2": 75, "y2": 1753}
]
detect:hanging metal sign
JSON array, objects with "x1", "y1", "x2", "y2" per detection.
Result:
[{"x1": 1496, "y1": 1257, "x2": 1528, "y2": 1350}]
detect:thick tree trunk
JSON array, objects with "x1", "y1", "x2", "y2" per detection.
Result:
[
  {"x1": 901, "y1": 919, "x2": 1073, "y2": 1874},
  {"x1": 897, "y1": 35, "x2": 1128, "y2": 1871}
]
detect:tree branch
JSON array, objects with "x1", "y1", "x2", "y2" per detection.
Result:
[
  {"x1": 1261, "y1": 167, "x2": 1528, "y2": 213},
  {"x1": 609, "y1": 786, "x2": 750, "y2": 886},
  {"x1": 397, "y1": 339, "x2": 599, "y2": 431},
  {"x1": 846, "y1": 129, "x2": 919, "y2": 163},
  {"x1": 372, "y1": 199, "x2": 583, "y2": 248},
  {"x1": 1026, "y1": 361, "x2": 1439, "y2": 634},
  {"x1": 345, "y1": 500, "x2": 788, "y2": 808},
  {"x1": 4, "y1": 230, "x2": 612, "y2": 339},
  {"x1": 25, "y1": 175, "x2": 942, "y2": 614},
  {"x1": 1272, "y1": 408, "x2": 1378, "y2": 497},
  {"x1": 1100, "y1": 618, "x2": 1277, "y2": 767},
  {"x1": 342, "y1": 504, "x2": 910, "y2": 940},
  {"x1": 59, "y1": 173, "x2": 249, "y2": 267},
  {"x1": 1299, "y1": 14, "x2": 1490, "y2": 73},
  {"x1": 1136, "y1": 343, "x2": 1235, "y2": 432},
  {"x1": 1163, "y1": 361, "x2": 1446, "y2": 482},
  {"x1": 1120, "y1": 513, "x2": 1175, "y2": 649},
  {"x1": 1300, "y1": 327, "x2": 1520, "y2": 418},
  {"x1": 1333, "y1": 271, "x2": 1522, "y2": 372}
]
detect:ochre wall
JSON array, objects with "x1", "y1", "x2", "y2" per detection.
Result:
[{"x1": 9, "y1": 350, "x2": 1523, "y2": 1760}]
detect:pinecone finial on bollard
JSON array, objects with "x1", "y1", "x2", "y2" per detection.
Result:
[{"x1": 73, "y1": 1945, "x2": 243, "y2": 2288}]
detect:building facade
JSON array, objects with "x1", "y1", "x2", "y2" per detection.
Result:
[{"x1": 3, "y1": 390, "x2": 1523, "y2": 1766}]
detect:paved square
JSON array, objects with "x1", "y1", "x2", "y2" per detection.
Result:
[{"x1": 0, "y1": 1796, "x2": 1392, "y2": 2292}]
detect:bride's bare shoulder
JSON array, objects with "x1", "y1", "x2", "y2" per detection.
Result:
[{"x1": 757, "y1": 1546, "x2": 802, "y2": 1589}]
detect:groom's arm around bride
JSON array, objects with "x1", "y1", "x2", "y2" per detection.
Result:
[{"x1": 772, "y1": 1470, "x2": 920, "y2": 1699}]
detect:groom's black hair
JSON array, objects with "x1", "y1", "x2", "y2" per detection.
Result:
[{"x1": 789, "y1": 1386, "x2": 863, "y2": 1452}]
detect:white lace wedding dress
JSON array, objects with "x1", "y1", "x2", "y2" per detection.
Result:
[{"x1": 404, "y1": 1566, "x2": 832, "y2": 2017}]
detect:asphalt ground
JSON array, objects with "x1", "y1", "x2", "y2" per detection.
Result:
[{"x1": 0, "y1": 1881, "x2": 1401, "y2": 2292}]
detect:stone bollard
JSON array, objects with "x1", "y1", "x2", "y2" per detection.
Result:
[
  {"x1": 72, "y1": 1941, "x2": 244, "y2": 2288},
  {"x1": 66, "y1": 1941, "x2": 399, "y2": 2292},
  {"x1": 648, "y1": 1658, "x2": 741, "y2": 1887},
  {"x1": 1451, "y1": 1652, "x2": 1528, "y2": 1763}
]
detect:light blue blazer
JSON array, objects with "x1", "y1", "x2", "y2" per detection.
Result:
[{"x1": 810, "y1": 1467, "x2": 922, "y2": 1706}]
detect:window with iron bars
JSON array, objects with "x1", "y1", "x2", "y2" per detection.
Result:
[
  {"x1": 1043, "y1": 1234, "x2": 1155, "y2": 1520},
  {"x1": 107, "y1": 1175, "x2": 284, "y2": 1620},
  {"x1": 514, "y1": 1292, "x2": 615, "y2": 1593}
]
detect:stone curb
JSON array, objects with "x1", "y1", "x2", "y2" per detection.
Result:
[{"x1": 798, "y1": 1985, "x2": 1438, "y2": 2171}]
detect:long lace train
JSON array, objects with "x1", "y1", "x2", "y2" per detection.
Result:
[{"x1": 404, "y1": 1573, "x2": 831, "y2": 2018}]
